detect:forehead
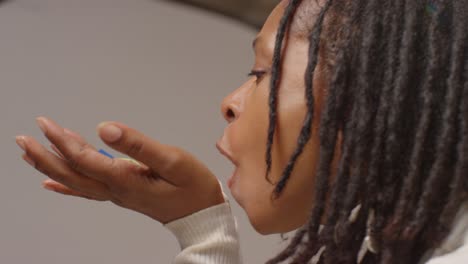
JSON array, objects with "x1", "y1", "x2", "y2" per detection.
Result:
[
  {"x1": 262, "y1": 0, "x2": 325, "y2": 40},
  {"x1": 254, "y1": 0, "x2": 327, "y2": 55}
]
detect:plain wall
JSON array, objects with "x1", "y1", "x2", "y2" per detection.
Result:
[{"x1": 0, "y1": 0, "x2": 289, "y2": 263}]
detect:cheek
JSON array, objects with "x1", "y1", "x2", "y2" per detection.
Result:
[
  {"x1": 230, "y1": 83, "x2": 270, "y2": 166},
  {"x1": 231, "y1": 77, "x2": 322, "y2": 233},
  {"x1": 226, "y1": 80, "x2": 276, "y2": 220},
  {"x1": 226, "y1": 43, "x2": 326, "y2": 233},
  {"x1": 231, "y1": 76, "x2": 310, "y2": 174}
]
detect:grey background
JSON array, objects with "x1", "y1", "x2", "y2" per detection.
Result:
[{"x1": 0, "y1": 0, "x2": 288, "y2": 263}]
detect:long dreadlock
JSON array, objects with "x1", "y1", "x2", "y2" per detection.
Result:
[{"x1": 265, "y1": 0, "x2": 468, "y2": 263}]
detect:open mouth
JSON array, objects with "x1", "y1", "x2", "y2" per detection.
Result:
[{"x1": 215, "y1": 141, "x2": 238, "y2": 166}]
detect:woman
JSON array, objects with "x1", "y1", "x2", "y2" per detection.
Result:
[{"x1": 15, "y1": 0, "x2": 468, "y2": 263}]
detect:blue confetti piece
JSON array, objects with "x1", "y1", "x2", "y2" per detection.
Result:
[{"x1": 99, "y1": 149, "x2": 114, "y2": 159}]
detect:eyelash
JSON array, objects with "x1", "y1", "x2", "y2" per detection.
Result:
[{"x1": 247, "y1": 70, "x2": 267, "y2": 83}]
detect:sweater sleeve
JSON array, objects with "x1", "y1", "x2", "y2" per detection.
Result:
[
  {"x1": 426, "y1": 244, "x2": 468, "y2": 264},
  {"x1": 164, "y1": 202, "x2": 243, "y2": 264},
  {"x1": 425, "y1": 203, "x2": 468, "y2": 264}
]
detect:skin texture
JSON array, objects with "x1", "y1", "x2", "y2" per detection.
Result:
[
  {"x1": 16, "y1": 1, "x2": 329, "y2": 235},
  {"x1": 16, "y1": 118, "x2": 225, "y2": 224},
  {"x1": 218, "y1": 1, "x2": 328, "y2": 234}
]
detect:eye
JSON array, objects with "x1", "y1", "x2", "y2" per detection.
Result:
[{"x1": 247, "y1": 70, "x2": 267, "y2": 84}]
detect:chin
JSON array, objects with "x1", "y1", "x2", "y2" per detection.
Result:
[
  {"x1": 250, "y1": 218, "x2": 276, "y2": 235},
  {"x1": 245, "y1": 207, "x2": 306, "y2": 235},
  {"x1": 244, "y1": 207, "x2": 283, "y2": 235},
  {"x1": 228, "y1": 185, "x2": 242, "y2": 206}
]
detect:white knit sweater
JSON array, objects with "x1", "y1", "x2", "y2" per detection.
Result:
[{"x1": 165, "y1": 201, "x2": 468, "y2": 264}]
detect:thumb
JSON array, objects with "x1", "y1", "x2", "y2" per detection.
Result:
[{"x1": 97, "y1": 122, "x2": 189, "y2": 185}]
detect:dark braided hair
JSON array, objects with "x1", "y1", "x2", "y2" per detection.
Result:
[{"x1": 265, "y1": 0, "x2": 468, "y2": 263}]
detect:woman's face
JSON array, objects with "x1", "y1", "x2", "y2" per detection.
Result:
[{"x1": 217, "y1": 1, "x2": 328, "y2": 234}]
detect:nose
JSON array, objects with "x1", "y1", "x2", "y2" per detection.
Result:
[
  {"x1": 221, "y1": 92, "x2": 240, "y2": 123},
  {"x1": 220, "y1": 79, "x2": 253, "y2": 123}
]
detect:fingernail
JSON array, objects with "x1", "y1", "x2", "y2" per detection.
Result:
[
  {"x1": 36, "y1": 117, "x2": 48, "y2": 134},
  {"x1": 99, "y1": 123, "x2": 122, "y2": 143},
  {"x1": 119, "y1": 158, "x2": 142, "y2": 167},
  {"x1": 22, "y1": 154, "x2": 35, "y2": 167},
  {"x1": 16, "y1": 136, "x2": 27, "y2": 151}
]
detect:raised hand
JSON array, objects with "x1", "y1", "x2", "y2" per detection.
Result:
[{"x1": 16, "y1": 117, "x2": 225, "y2": 224}]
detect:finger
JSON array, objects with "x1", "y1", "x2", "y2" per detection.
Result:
[
  {"x1": 37, "y1": 118, "x2": 97, "y2": 167},
  {"x1": 64, "y1": 128, "x2": 97, "y2": 151},
  {"x1": 35, "y1": 117, "x2": 150, "y2": 187},
  {"x1": 43, "y1": 179, "x2": 106, "y2": 201},
  {"x1": 22, "y1": 153, "x2": 36, "y2": 167},
  {"x1": 51, "y1": 144, "x2": 65, "y2": 159},
  {"x1": 51, "y1": 126, "x2": 97, "y2": 159},
  {"x1": 97, "y1": 122, "x2": 190, "y2": 186},
  {"x1": 17, "y1": 135, "x2": 110, "y2": 200}
]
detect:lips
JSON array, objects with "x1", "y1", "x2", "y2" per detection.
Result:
[{"x1": 215, "y1": 141, "x2": 238, "y2": 166}]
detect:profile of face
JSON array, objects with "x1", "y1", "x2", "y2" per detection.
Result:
[{"x1": 217, "y1": 1, "x2": 329, "y2": 234}]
